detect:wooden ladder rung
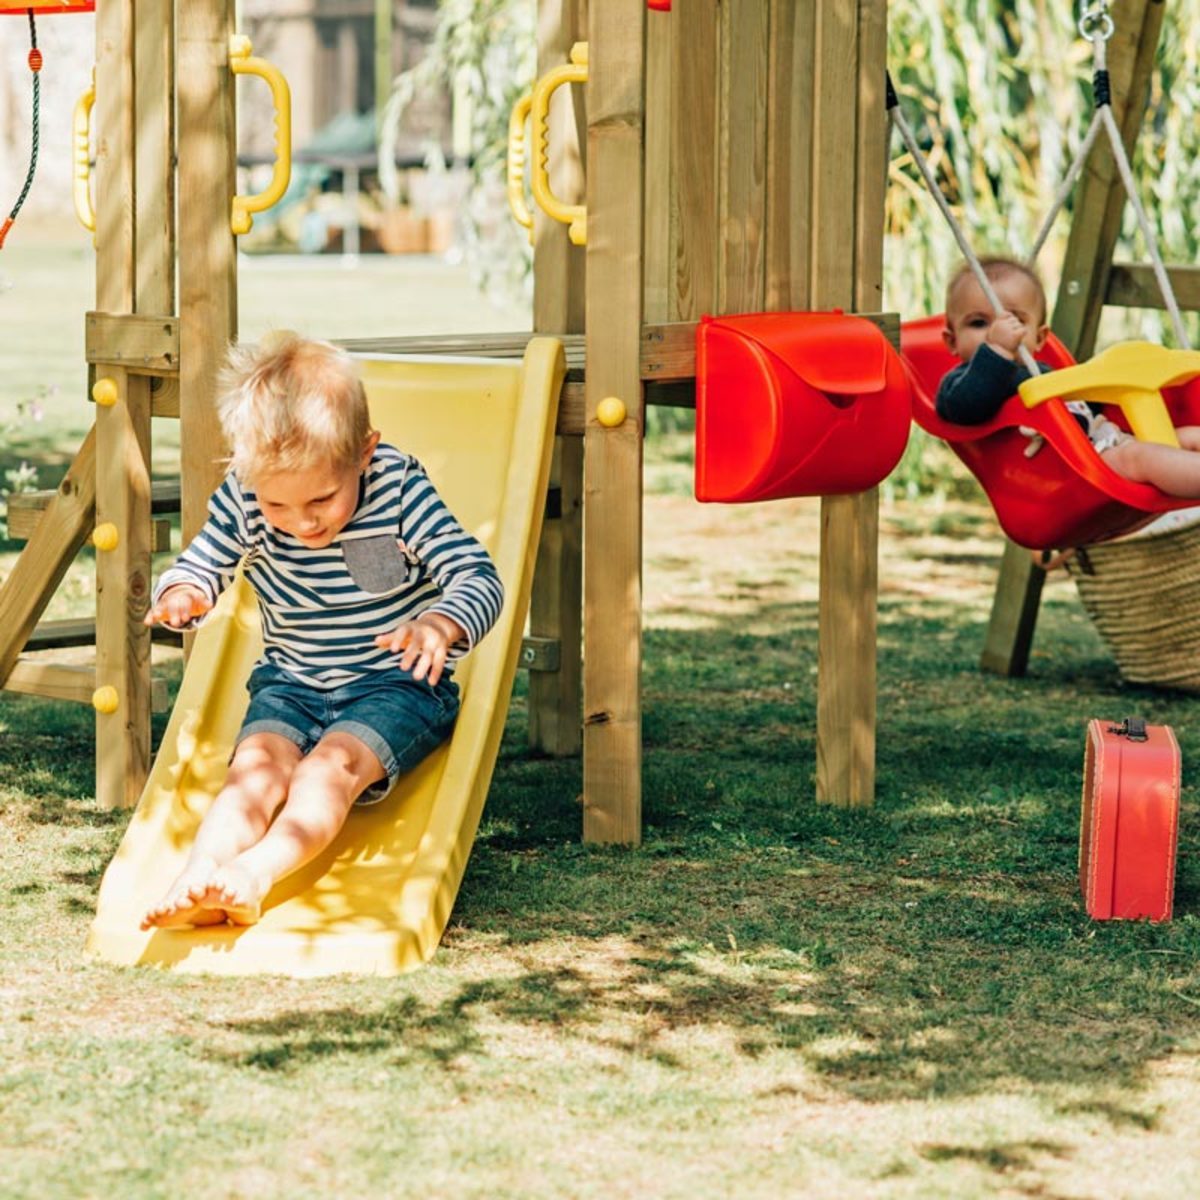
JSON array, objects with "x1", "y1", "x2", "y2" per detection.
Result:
[
  {"x1": 24, "y1": 618, "x2": 182, "y2": 652},
  {"x1": 6, "y1": 480, "x2": 180, "y2": 544},
  {"x1": 3, "y1": 658, "x2": 169, "y2": 712}
]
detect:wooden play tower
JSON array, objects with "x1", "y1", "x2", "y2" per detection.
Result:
[{"x1": 0, "y1": 0, "x2": 891, "y2": 841}]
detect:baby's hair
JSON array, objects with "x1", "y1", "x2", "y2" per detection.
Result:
[
  {"x1": 216, "y1": 333, "x2": 373, "y2": 483},
  {"x1": 945, "y1": 257, "x2": 1048, "y2": 325}
]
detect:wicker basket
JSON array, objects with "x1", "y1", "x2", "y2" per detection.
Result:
[{"x1": 1066, "y1": 514, "x2": 1200, "y2": 691}]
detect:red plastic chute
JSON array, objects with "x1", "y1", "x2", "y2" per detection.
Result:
[
  {"x1": 902, "y1": 314, "x2": 1200, "y2": 548},
  {"x1": 695, "y1": 311, "x2": 912, "y2": 503}
]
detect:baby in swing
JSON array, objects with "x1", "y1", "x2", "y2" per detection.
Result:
[{"x1": 937, "y1": 256, "x2": 1200, "y2": 496}]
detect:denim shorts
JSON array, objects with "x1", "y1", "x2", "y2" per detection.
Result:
[{"x1": 238, "y1": 661, "x2": 461, "y2": 804}]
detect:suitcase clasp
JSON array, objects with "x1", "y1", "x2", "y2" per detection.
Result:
[{"x1": 1108, "y1": 716, "x2": 1149, "y2": 742}]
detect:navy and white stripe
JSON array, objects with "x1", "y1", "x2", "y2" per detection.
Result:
[{"x1": 153, "y1": 444, "x2": 504, "y2": 689}]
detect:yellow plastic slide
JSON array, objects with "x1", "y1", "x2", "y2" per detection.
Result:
[{"x1": 87, "y1": 338, "x2": 565, "y2": 976}]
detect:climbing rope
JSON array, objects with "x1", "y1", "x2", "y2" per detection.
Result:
[
  {"x1": 0, "y1": 10, "x2": 42, "y2": 250},
  {"x1": 888, "y1": 0, "x2": 1191, "y2": 352}
]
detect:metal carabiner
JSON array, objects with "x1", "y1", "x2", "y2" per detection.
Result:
[{"x1": 1079, "y1": 2, "x2": 1115, "y2": 42}]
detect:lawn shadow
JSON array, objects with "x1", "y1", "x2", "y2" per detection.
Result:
[{"x1": 4, "y1": 575, "x2": 1198, "y2": 1116}]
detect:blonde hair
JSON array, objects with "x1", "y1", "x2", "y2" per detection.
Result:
[
  {"x1": 216, "y1": 333, "x2": 372, "y2": 482},
  {"x1": 945, "y1": 257, "x2": 1047, "y2": 325}
]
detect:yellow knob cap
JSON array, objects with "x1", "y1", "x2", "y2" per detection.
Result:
[
  {"x1": 92, "y1": 377, "x2": 119, "y2": 407},
  {"x1": 596, "y1": 396, "x2": 627, "y2": 428},
  {"x1": 92, "y1": 522, "x2": 119, "y2": 551},
  {"x1": 92, "y1": 685, "x2": 119, "y2": 714}
]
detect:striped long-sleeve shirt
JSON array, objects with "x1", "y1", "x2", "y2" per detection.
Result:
[{"x1": 152, "y1": 444, "x2": 504, "y2": 689}]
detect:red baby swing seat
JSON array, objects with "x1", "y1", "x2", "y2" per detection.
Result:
[{"x1": 901, "y1": 314, "x2": 1200, "y2": 550}]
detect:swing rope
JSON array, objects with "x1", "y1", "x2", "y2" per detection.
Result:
[
  {"x1": 0, "y1": 10, "x2": 42, "y2": 251},
  {"x1": 888, "y1": 0, "x2": 1190, "y2": 352},
  {"x1": 886, "y1": 73, "x2": 1040, "y2": 377}
]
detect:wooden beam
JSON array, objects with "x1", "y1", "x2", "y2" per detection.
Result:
[
  {"x1": 765, "y1": 0, "x2": 815, "y2": 310},
  {"x1": 135, "y1": 0, "x2": 176, "y2": 318},
  {"x1": 7, "y1": 478, "x2": 181, "y2": 527},
  {"x1": 813, "y1": 0, "x2": 883, "y2": 809},
  {"x1": 4, "y1": 661, "x2": 96, "y2": 706},
  {"x1": 1105, "y1": 263, "x2": 1200, "y2": 312},
  {"x1": 640, "y1": 315, "x2": 900, "y2": 380},
  {"x1": 0, "y1": 429, "x2": 97, "y2": 688},
  {"x1": 980, "y1": 541, "x2": 1046, "y2": 677},
  {"x1": 177, "y1": 1, "x2": 237, "y2": 549},
  {"x1": 528, "y1": 0, "x2": 586, "y2": 758},
  {"x1": 643, "y1": 0, "x2": 673, "y2": 323},
  {"x1": 669, "y1": 0, "x2": 718, "y2": 320},
  {"x1": 86, "y1": 311, "x2": 179, "y2": 374},
  {"x1": 718, "y1": 0, "x2": 769, "y2": 313},
  {"x1": 3, "y1": 659, "x2": 168, "y2": 713},
  {"x1": 583, "y1": 0, "x2": 645, "y2": 845},
  {"x1": 95, "y1": 368, "x2": 154, "y2": 809},
  {"x1": 90, "y1": 0, "x2": 174, "y2": 809},
  {"x1": 7, "y1": 505, "x2": 171, "y2": 550},
  {"x1": 24, "y1": 619, "x2": 181, "y2": 651},
  {"x1": 149, "y1": 375, "x2": 180, "y2": 418},
  {"x1": 519, "y1": 635, "x2": 561, "y2": 673},
  {"x1": 94, "y1": 0, "x2": 135, "y2": 316}
]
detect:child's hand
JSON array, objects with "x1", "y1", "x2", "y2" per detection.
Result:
[
  {"x1": 144, "y1": 585, "x2": 211, "y2": 628},
  {"x1": 986, "y1": 311, "x2": 1027, "y2": 358},
  {"x1": 375, "y1": 613, "x2": 465, "y2": 686}
]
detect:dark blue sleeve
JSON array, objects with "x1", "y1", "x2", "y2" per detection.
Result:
[{"x1": 936, "y1": 344, "x2": 1029, "y2": 426}]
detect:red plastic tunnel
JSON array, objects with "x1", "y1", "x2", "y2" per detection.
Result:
[{"x1": 694, "y1": 311, "x2": 912, "y2": 504}]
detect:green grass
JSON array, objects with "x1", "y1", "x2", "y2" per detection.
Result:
[
  {"x1": 4, "y1": 489, "x2": 1200, "y2": 1197},
  {"x1": 3, "y1": 247, "x2": 1200, "y2": 1198}
]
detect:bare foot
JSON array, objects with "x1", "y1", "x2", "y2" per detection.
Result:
[
  {"x1": 140, "y1": 858, "x2": 227, "y2": 930},
  {"x1": 199, "y1": 863, "x2": 269, "y2": 926}
]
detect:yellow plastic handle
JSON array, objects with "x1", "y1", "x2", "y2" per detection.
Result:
[
  {"x1": 1019, "y1": 341, "x2": 1200, "y2": 448},
  {"x1": 73, "y1": 70, "x2": 95, "y2": 234},
  {"x1": 531, "y1": 42, "x2": 588, "y2": 246},
  {"x1": 229, "y1": 35, "x2": 292, "y2": 236},
  {"x1": 506, "y1": 91, "x2": 535, "y2": 243}
]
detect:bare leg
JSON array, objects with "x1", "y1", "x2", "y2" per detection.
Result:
[
  {"x1": 199, "y1": 731, "x2": 386, "y2": 925},
  {"x1": 141, "y1": 734, "x2": 302, "y2": 930},
  {"x1": 1103, "y1": 437, "x2": 1200, "y2": 498}
]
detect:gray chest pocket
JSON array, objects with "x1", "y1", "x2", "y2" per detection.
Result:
[{"x1": 342, "y1": 535, "x2": 413, "y2": 594}]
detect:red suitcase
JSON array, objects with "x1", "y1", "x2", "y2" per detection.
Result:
[{"x1": 1081, "y1": 718, "x2": 1180, "y2": 922}]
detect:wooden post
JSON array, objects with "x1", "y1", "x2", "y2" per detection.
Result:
[
  {"x1": 94, "y1": 369, "x2": 153, "y2": 808},
  {"x1": 814, "y1": 0, "x2": 885, "y2": 807},
  {"x1": 583, "y1": 0, "x2": 645, "y2": 843},
  {"x1": 717, "y1": 0, "x2": 769, "y2": 314},
  {"x1": 764, "y1": 0, "x2": 814, "y2": 313},
  {"x1": 529, "y1": 0, "x2": 586, "y2": 757},
  {"x1": 177, "y1": 1, "x2": 238, "y2": 554},
  {"x1": 979, "y1": 0, "x2": 1162, "y2": 677},
  {"x1": 643, "y1": 3, "x2": 672, "y2": 324},
  {"x1": 980, "y1": 541, "x2": 1045, "y2": 676},
  {"x1": 669, "y1": 8, "x2": 718, "y2": 321},
  {"x1": 92, "y1": 0, "x2": 168, "y2": 807}
]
